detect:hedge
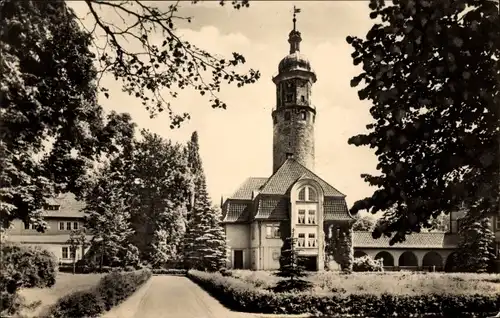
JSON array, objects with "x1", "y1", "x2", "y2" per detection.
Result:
[
  {"x1": 187, "y1": 270, "x2": 500, "y2": 317},
  {"x1": 44, "y1": 269, "x2": 151, "y2": 318},
  {"x1": 151, "y1": 268, "x2": 187, "y2": 275}
]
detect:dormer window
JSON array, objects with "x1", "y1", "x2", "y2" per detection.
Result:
[{"x1": 46, "y1": 205, "x2": 60, "y2": 211}]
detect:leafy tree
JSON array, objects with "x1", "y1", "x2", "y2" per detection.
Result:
[
  {"x1": 84, "y1": 168, "x2": 138, "y2": 269},
  {"x1": 274, "y1": 230, "x2": 312, "y2": 292},
  {"x1": 0, "y1": 0, "x2": 136, "y2": 231},
  {"x1": 127, "y1": 130, "x2": 192, "y2": 264},
  {"x1": 426, "y1": 212, "x2": 450, "y2": 232},
  {"x1": 347, "y1": 0, "x2": 499, "y2": 244},
  {"x1": 67, "y1": 228, "x2": 89, "y2": 274},
  {"x1": 75, "y1": 0, "x2": 260, "y2": 125},
  {"x1": 453, "y1": 209, "x2": 495, "y2": 272},
  {"x1": 352, "y1": 216, "x2": 377, "y2": 231},
  {"x1": 183, "y1": 132, "x2": 227, "y2": 271}
]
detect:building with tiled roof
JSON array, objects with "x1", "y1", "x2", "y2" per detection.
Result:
[
  {"x1": 221, "y1": 14, "x2": 355, "y2": 271},
  {"x1": 221, "y1": 12, "x2": 500, "y2": 273},
  {"x1": 4, "y1": 192, "x2": 91, "y2": 264}
]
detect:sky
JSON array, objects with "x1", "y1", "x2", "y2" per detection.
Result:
[{"x1": 69, "y1": 1, "x2": 380, "y2": 211}]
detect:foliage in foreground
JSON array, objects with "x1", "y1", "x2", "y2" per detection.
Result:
[
  {"x1": 188, "y1": 270, "x2": 500, "y2": 317},
  {"x1": 44, "y1": 269, "x2": 151, "y2": 318},
  {"x1": 352, "y1": 255, "x2": 384, "y2": 272},
  {"x1": 347, "y1": 0, "x2": 499, "y2": 244},
  {"x1": 0, "y1": 244, "x2": 57, "y2": 316}
]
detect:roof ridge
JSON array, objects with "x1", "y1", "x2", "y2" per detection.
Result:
[{"x1": 289, "y1": 159, "x2": 346, "y2": 197}]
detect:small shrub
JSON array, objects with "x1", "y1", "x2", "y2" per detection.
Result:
[
  {"x1": 352, "y1": 255, "x2": 384, "y2": 272},
  {"x1": 46, "y1": 290, "x2": 105, "y2": 318},
  {"x1": 219, "y1": 268, "x2": 233, "y2": 277}
]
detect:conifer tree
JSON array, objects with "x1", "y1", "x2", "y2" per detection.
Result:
[
  {"x1": 274, "y1": 229, "x2": 312, "y2": 292},
  {"x1": 183, "y1": 132, "x2": 227, "y2": 271},
  {"x1": 453, "y1": 208, "x2": 495, "y2": 273}
]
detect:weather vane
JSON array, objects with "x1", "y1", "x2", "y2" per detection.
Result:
[{"x1": 293, "y1": 5, "x2": 301, "y2": 31}]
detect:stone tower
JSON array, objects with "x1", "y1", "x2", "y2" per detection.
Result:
[{"x1": 272, "y1": 16, "x2": 317, "y2": 173}]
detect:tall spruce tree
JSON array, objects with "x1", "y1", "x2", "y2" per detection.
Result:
[
  {"x1": 183, "y1": 132, "x2": 227, "y2": 271},
  {"x1": 453, "y1": 208, "x2": 495, "y2": 273}
]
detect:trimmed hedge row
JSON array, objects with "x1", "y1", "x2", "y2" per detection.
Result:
[
  {"x1": 44, "y1": 269, "x2": 152, "y2": 318},
  {"x1": 187, "y1": 270, "x2": 500, "y2": 317},
  {"x1": 151, "y1": 268, "x2": 187, "y2": 275}
]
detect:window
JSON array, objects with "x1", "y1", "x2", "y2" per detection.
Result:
[
  {"x1": 496, "y1": 242, "x2": 500, "y2": 258},
  {"x1": 308, "y1": 233, "x2": 316, "y2": 247},
  {"x1": 70, "y1": 248, "x2": 76, "y2": 259},
  {"x1": 73, "y1": 222, "x2": 79, "y2": 230},
  {"x1": 59, "y1": 222, "x2": 65, "y2": 230},
  {"x1": 285, "y1": 93, "x2": 293, "y2": 103},
  {"x1": 284, "y1": 111, "x2": 291, "y2": 121},
  {"x1": 298, "y1": 210, "x2": 306, "y2": 224},
  {"x1": 308, "y1": 210, "x2": 316, "y2": 224},
  {"x1": 308, "y1": 187, "x2": 317, "y2": 201},
  {"x1": 266, "y1": 224, "x2": 280, "y2": 239},
  {"x1": 300, "y1": 111, "x2": 306, "y2": 120},
  {"x1": 301, "y1": 95, "x2": 305, "y2": 103},
  {"x1": 24, "y1": 222, "x2": 30, "y2": 230},
  {"x1": 66, "y1": 222, "x2": 72, "y2": 231},
  {"x1": 298, "y1": 186, "x2": 318, "y2": 202},
  {"x1": 62, "y1": 247, "x2": 68, "y2": 259},
  {"x1": 496, "y1": 216, "x2": 500, "y2": 231},
  {"x1": 46, "y1": 205, "x2": 60, "y2": 211},
  {"x1": 298, "y1": 188, "x2": 306, "y2": 201},
  {"x1": 297, "y1": 233, "x2": 306, "y2": 247}
]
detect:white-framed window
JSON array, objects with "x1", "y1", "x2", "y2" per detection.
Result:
[
  {"x1": 265, "y1": 224, "x2": 280, "y2": 239},
  {"x1": 73, "y1": 222, "x2": 79, "y2": 230},
  {"x1": 297, "y1": 233, "x2": 306, "y2": 247},
  {"x1": 62, "y1": 247, "x2": 69, "y2": 259},
  {"x1": 308, "y1": 188, "x2": 317, "y2": 201},
  {"x1": 66, "y1": 222, "x2": 72, "y2": 231},
  {"x1": 298, "y1": 188, "x2": 306, "y2": 201},
  {"x1": 59, "y1": 222, "x2": 65, "y2": 230},
  {"x1": 308, "y1": 210, "x2": 316, "y2": 224},
  {"x1": 308, "y1": 233, "x2": 316, "y2": 247},
  {"x1": 298, "y1": 210, "x2": 306, "y2": 224},
  {"x1": 297, "y1": 186, "x2": 318, "y2": 202},
  {"x1": 24, "y1": 222, "x2": 35, "y2": 230}
]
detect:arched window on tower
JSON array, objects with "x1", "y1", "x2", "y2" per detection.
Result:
[
  {"x1": 300, "y1": 111, "x2": 307, "y2": 120},
  {"x1": 301, "y1": 95, "x2": 305, "y2": 103}
]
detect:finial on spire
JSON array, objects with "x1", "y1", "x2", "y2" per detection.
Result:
[{"x1": 293, "y1": 6, "x2": 301, "y2": 31}]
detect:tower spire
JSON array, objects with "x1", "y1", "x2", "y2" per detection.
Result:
[
  {"x1": 292, "y1": 6, "x2": 301, "y2": 31},
  {"x1": 289, "y1": 6, "x2": 302, "y2": 54}
]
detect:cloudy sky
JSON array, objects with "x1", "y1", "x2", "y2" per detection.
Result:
[{"x1": 70, "y1": 1, "x2": 379, "y2": 210}]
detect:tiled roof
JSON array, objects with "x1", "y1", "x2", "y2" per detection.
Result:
[
  {"x1": 255, "y1": 197, "x2": 289, "y2": 220},
  {"x1": 5, "y1": 234, "x2": 93, "y2": 244},
  {"x1": 222, "y1": 200, "x2": 252, "y2": 223},
  {"x1": 324, "y1": 198, "x2": 353, "y2": 221},
  {"x1": 230, "y1": 177, "x2": 268, "y2": 200},
  {"x1": 352, "y1": 231, "x2": 459, "y2": 249},
  {"x1": 260, "y1": 159, "x2": 344, "y2": 197},
  {"x1": 44, "y1": 193, "x2": 86, "y2": 218}
]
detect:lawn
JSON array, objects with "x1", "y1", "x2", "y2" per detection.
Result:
[
  {"x1": 230, "y1": 269, "x2": 500, "y2": 296},
  {"x1": 18, "y1": 272, "x2": 104, "y2": 317}
]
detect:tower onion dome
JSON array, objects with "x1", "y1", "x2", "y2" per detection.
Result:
[{"x1": 277, "y1": 29, "x2": 313, "y2": 73}]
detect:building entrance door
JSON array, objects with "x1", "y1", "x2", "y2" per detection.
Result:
[{"x1": 233, "y1": 250, "x2": 244, "y2": 269}]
